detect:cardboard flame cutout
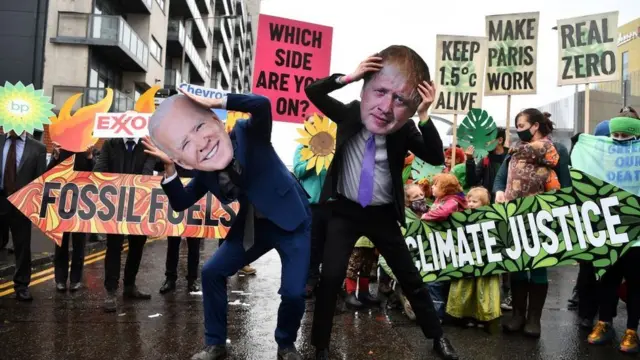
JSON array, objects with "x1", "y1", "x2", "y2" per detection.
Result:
[
  {"x1": 49, "y1": 89, "x2": 113, "y2": 152},
  {"x1": 51, "y1": 86, "x2": 161, "y2": 151}
]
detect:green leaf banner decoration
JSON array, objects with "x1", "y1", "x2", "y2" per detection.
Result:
[
  {"x1": 411, "y1": 157, "x2": 445, "y2": 183},
  {"x1": 403, "y1": 169, "x2": 640, "y2": 283},
  {"x1": 456, "y1": 108, "x2": 498, "y2": 161}
]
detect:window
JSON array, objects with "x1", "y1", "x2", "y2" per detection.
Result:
[
  {"x1": 622, "y1": 51, "x2": 629, "y2": 81},
  {"x1": 155, "y1": 0, "x2": 165, "y2": 12},
  {"x1": 150, "y1": 37, "x2": 162, "y2": 64}
]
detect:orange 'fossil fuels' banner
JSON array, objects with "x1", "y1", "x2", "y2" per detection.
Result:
[{"x1": 8, "y1": 156, "x2": 240, "y2": 246}]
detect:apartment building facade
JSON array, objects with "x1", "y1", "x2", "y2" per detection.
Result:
[{"x1": 0, "y1": 0, "x2": 260, "y2": 150}]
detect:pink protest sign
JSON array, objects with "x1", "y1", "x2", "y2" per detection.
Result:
[{"x1": 252, "y1": 14, "x2": 333, "y2": 124}]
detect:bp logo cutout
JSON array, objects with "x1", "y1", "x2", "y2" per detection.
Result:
[{"x1": 0, "y1": 81, "x2": 55, "y2": 134}]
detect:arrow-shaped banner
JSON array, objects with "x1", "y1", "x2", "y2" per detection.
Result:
[{"x1": 8, "y1": 155, "x2": 240, "y2": 245}]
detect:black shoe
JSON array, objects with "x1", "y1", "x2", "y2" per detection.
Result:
[
  {"x1": 433, "y1": 337, "x2": 458, "y2": 360},
  {"x1": 69, "y1": 282, "x2": 82, "y2": 292},
  {"x1": 358, "y1": 292, "x2": 381, "y2": 306},
  {"x1": 159, "y1": 279, "x2": 177, "y2": 294},
  {"x1": 315, "y1": 348, "x2": 329, "y2": 360},
  {"x1": 56, "y1": 283, "x2": 67, "y2": 292},
  {"x1": 278, "y1": 346, "x2": 302, "y2": 360},
  {"x1": 103, "y1": 292, "x2": 117, "y2": 313},
  {"x1": 191, "y1": 345, "x2": 228, "y2": 360},
  {"x1": 15, "y1": 288, "x2": 33, "y2": 301},
  {"x1": 123, "y1": 285, "x2": 151, "y2": 300},
  {"x1": 187, "y1": 280, "x2": 201, "y2": 293},
  {"x1": 344, "y1": 293, "x2": 365, "y2": 310},
  {"x1": 579, "y1": 317, "x2": 594, "y2": 329}
]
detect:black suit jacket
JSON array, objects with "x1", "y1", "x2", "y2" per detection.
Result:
[
  {"x1": 47, "y1": 149, "x2": 95, "y2": 172},
  {"x1": 305, "y1": 74, "x2": 445, "y2": 226},
  {"x1": 0, "y1": 135, "x2": 47, "y2": 214},
  {"x1": 93, "y1": 138, "x2": 156, "y2": 175}
]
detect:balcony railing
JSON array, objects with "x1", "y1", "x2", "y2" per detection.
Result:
[
  {"x1": 165, "y1": 69, "x2": 182, "y2": 88},
  {"x1": 52, "y1": 86, "x2": 135, "y2": 113},
  {"x1": 167, "y1": 19, "x2": 209, "y2": 82},
  {"x1": 186, "y1": 0, "x2": 208, "y2": 47},
  {"x1": 53, "y1": 12, "x2": 149, "y2": 70}
]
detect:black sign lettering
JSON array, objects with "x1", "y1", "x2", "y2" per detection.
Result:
[
  {"x1": 149, "y1": 188, "x2": 164, "y2": 224},
  {"x1": 97, "y1": 185, "x2": 118, "y2": 222},
  {"x1": 40, "y1": 182, "x2": 61, "y2": 218},
  {"x1": 204, "y1": 193, "x2": 219, "y2": 226},
  {"x1": 78, "y1": 184, "x2": 98, "y2": 221},
  {"x1": 58, "y1": 183, "x2": 79, "y2": 220},
  {"x1": 274, "y1": 49, "x2": 313, "y2": 70},
  {"x1": 269, "y1": 23, "x2": 323, "y2": 49},
  {"x1": 125, "y1": 186, "x2": 141, "y2": 223}
]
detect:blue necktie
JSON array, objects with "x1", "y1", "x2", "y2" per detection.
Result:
[
  {"x1": 126, "y1": 140, "x2": 135, "y2": 153},
  {"x1": 358, "y1": 135, "x2": 376, "y2": 207}
]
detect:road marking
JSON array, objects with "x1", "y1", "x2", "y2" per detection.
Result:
[{"x1": 0, "y1": 246, "x2": 128, "y2": 294}]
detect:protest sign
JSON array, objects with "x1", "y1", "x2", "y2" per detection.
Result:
[
  {"x1": 7, "y1": 155, "x2": 240, "y2": 246},
  {"x1": 485, "y1": 12, "x2": 539, "y2": 95},
  {"x1": 252, "y1": 14, "x2": 333, "y2": 123},
  {"x1": 433, "y1": 35, "x2": 488, "y2": 115},
  {"x1": 556, "y1": 11, "x2": 619, "y2": 86},
  {"x1": 93, "y1": 112, "x2": 151, "y2": 138},
  {"x1": 404, "y1": 169, "x2": 640, "y2": 283},
  {"x1": 0, "y1": 81, "x2": 55, "y2": 135},
  {"x1": 571, "y1": 134, "x2": 640, "y2": 196},
  {"x1": 456, "y1": 108, "x2": 498, "y2": 161},
  {"x1": 176, "y1": 83, "x2": 249, "y2": 131}
]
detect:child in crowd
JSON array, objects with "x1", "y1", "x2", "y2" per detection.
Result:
[
  {"x1": 506, "y1": 134, "x2": 561, "y2": 200},
  {"x1": 445, "y1": 187, "x2": 502, "y2": 333},
  {"x1": 421, "y1": 174, "x2": 467, "y2": 321},
  {"x1": 344, "y1": 236, "x2": 380, "y2": 310}
]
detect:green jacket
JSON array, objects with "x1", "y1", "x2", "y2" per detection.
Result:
[{"x1": 293, "y1": 144, "x2": 327, "y2": 204}]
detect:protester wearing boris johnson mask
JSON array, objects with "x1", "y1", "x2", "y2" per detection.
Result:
[{"x1": 304, "y1": 45, "x2": 458, "y2": 360}]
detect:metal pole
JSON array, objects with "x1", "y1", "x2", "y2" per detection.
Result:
[{"x1": 180, "y1": 19, "x2": 189, "y2": 84}]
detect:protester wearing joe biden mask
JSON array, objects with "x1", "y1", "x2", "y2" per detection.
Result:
[{"x1": 143, "y1": 90, "x2": 311, "y2": 360}]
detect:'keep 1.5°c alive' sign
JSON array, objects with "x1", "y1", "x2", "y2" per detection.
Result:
[
  {"x1": 484, "y1": 12, "x2": 539, "y2": 96},
  {"x1": 404, "y1": 169, "x2": 640, "y2": 283},
  {"x1": 433, "y1": 35, "x2": 488, "y2": 115},
  {"x1": 556, "y1": 11, "x2": 619, "y2": 86}
]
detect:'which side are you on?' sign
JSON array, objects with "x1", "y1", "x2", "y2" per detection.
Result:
[
  {"x1": 432, "y1": 35, "x2": 488, "y2": 115},
  {"x1": 484, "y1": 12, "x2": 539, "y2": 96},
  {"x1": 252, "y1": 14, "x2": 333, "y2": 124},
  {"x1": 556, "y1": 11, "x2": 619, "y2": 86}
]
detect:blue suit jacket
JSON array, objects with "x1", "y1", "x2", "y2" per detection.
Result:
[{"x1": 161, "y1": 93, "x2": 311, "y2": 233}]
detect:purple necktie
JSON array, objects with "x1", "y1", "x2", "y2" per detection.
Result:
[{"x1": 358, "y1": 135, "x2": 376, "y2": 207}]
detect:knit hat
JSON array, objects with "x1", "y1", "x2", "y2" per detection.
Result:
[
  {"x1": 593, "y1": 120, "x2": 610, "y2": 136},
  {"x1": 609, "y1": 116, "x2": 640, "y2": 137}
]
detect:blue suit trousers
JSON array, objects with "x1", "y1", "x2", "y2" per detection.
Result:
[{"x1": 201, "y1": 217, "x2": 311, "y2": 348}]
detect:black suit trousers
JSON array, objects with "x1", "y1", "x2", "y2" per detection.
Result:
[
  {"x1": 311, "y1": 197, "x2": 443, "y2": 348},
  {"x1": 4, "y1": 207, "x2": 32, "y2": 290},
  {"x1": 104, "y1": 234, "x2": 147, "y2": 291},
  {"x1": 307, "y1": 204, "x2": 329, "y2": 287},
  {"x1": 54, "y1": 232, "x2": 87, "y2": 284},
  {"x1": 165, "y1": 236, "x2": 201, "y2": 281}
]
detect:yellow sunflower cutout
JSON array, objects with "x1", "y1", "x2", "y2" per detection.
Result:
[
  {"x1": 295, "y1": 113, "x2": 337, "y2": 174},
  {"x1": 225, "y1": 110, "x2": 250, "y2": 133}
]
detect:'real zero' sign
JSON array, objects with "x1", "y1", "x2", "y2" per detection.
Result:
[
  {"x1": 93, "y1": 112, "x2": 151, "y2": 138},
  {"x1": 556, "y1": 11, "x2": 619, "y2": 86}
]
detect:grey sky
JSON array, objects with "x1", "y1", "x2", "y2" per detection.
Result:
[{"x1": 259, "y1": 0, "x2": 640, "y2": 164}]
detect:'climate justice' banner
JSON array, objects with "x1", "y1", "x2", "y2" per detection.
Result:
[
  {"x1": 252, "y1": 14, "x2": 333, "y2": 123},
  {"x1": 405, "y1": 169, "x2": 640, "y2": 282}
]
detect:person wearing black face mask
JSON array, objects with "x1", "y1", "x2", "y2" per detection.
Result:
[{"x1": 492, "y1": 109, "x2": 572, "y2": 339}]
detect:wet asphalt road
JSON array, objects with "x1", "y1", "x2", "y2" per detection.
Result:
[{"x1": 0, "y1": 239, "x2": 635, "y2": 360}]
